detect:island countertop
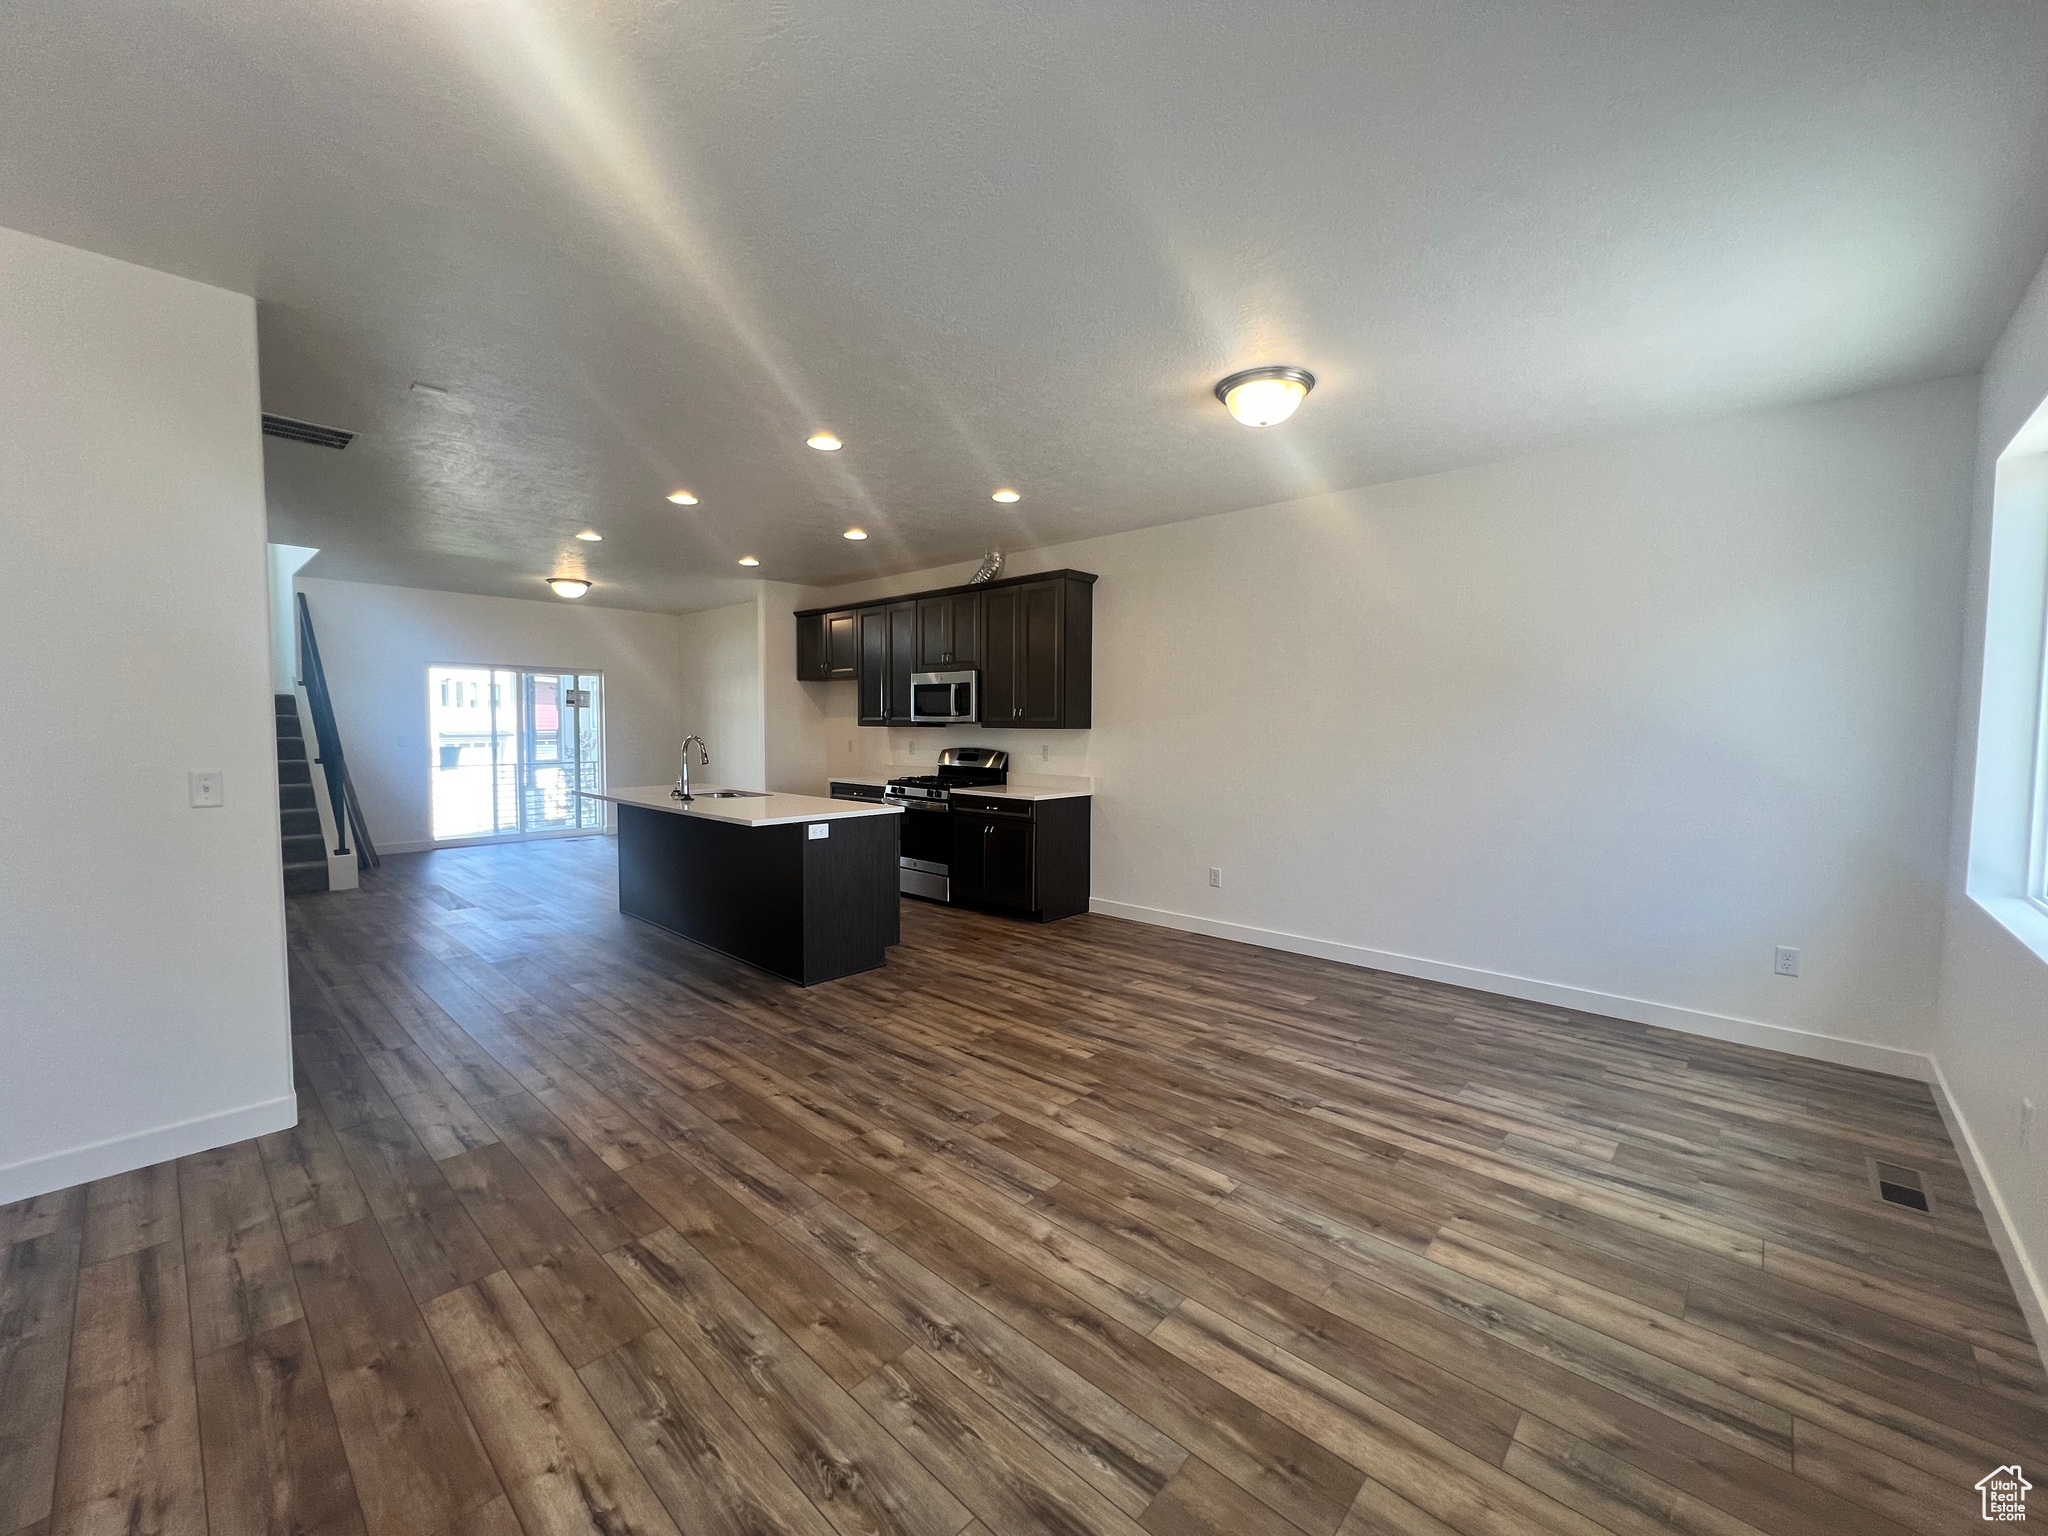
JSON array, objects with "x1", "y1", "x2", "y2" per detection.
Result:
[{"x1": 582, "y1": 785, "x2": 903, "y2": 828}]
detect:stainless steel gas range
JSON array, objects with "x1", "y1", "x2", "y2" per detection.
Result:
[{"x1": 828, "y1": 747, "x2": 1008, "y2": 902}]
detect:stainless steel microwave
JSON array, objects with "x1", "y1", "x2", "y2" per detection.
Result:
[{"x1": 909, "y1": 670, "x2": 977, "y2": 724}]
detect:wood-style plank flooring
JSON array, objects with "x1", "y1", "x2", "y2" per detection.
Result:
[{"x1": 5, "y1": 835, "x2": 2045, "y2": 1536}]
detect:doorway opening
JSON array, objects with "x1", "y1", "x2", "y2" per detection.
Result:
[{"x1": 429, "y1": 666, "x2": 604, "y2": 843}]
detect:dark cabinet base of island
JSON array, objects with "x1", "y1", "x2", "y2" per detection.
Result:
[{"x1": 615, "y1": 803, "x2": 900, "y2": 985}]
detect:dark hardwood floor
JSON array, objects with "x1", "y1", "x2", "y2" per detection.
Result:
[{"x1": 5, "y1": 835, "x2": 2044, "y2": 1536}]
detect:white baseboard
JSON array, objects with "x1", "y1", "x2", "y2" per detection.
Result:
[
  {"x1": 1088, "y1": 898, "x2": 1932, "y2": 1081},
  {"x1": 1928, "y1": 1063, "x2": 2048, "y2": 1372},
  {"x1": 0, "y1": 1093, "x2": 299, "y2": 1206}
]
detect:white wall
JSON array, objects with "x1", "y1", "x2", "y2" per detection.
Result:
[
  {"x1": 761, "y1": 581, "x2": 835, "y2": 794},
  {"x1": 1935, "y1": 245, "x2": 2048, "y2": 1341},
  {"x1": 677, "y1": 599, "x2": 766, "y2": 791},
  {"x1": 0, "y1": 225, "x2": 294, "y2": 1202},
  {"x1": 774, "y1": 377, "x2": 1977, "y2": 1071},
  {"x1": 268, "y1": 543, "x2": 320, "y2": 692},
  {"x1": 296, "y1": 577, "x2": 685, "y2": 852}
]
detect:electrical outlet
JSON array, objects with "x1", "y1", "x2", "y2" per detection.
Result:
[
  {"x1": 1208, "y1": 867, "x2": 1222, "y2": 889},
  {"x1": 188, "y1": 770, "x2": 225, "y2": 808},
  {"x1": 1040, "y1": 744, "x2": 1050, "y2": 762},
  {"x1": 1773, "y1": 946, "x2": 1801, "y2": 978}
]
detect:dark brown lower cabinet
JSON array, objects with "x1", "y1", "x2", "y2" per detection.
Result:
[{"x1": 948, "y1": 795, "x2": 1090, "y2": 921}]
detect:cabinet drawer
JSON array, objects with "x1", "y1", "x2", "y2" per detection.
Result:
[{"x1": 952, "y1": 795, "x2": 1032, "y2": 819}]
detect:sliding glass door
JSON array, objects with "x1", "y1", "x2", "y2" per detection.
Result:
[{"x1": 429, "y1": 666, "x2": 603, "y2": 842}]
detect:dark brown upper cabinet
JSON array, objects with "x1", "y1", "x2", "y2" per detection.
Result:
[
  {"x1": 916, "y1": 592, "x2": 980, "y2": 670},
  {"x1": 856, "y1": 607, "x2": 891, "y2": 724},
  {"x1": 796, "y1": 569, "x2": 1095, "y2": 729},
  {"x1": 886, "y1": 600, "x2": 917, "y2": 725},
  {"x1": 796, "y1": 608, "x2": 860, "y2": 680},
  {"x1": 856, "y1": 601, "x2": 920, "y2": 726},
  {"x1": 981, "y1": 575, "x2": 1091, "y2": 728}
]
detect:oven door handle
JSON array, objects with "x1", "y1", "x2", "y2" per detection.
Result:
[{"x1": 885, "y1": 796, "x2": 952, "y2": 813}]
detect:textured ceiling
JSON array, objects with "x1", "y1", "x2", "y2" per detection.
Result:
[{"x1": 5, "y1": 0, "x2": 2048, "y2": 612}]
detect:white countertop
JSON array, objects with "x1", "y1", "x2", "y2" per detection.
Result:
[
  {"x1": 583, "y1": 785, "x2": 903, "y2": 828},
  {"x1": 824, "y1": 769, "x2": 1092, "y2": 802},
  {"x1": 944, "y1": 783, "x2": 1092, "y2": 803}
]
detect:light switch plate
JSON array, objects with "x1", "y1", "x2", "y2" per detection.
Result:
[
  {"x1": 189, "y1": 770, "x2": 225, "y2": 808},
  {"x1": 808, "y1": 822, "x2": 830, "y2": 840}
]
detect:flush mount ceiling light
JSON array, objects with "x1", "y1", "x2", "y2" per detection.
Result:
[
  {"x1": 575, "y1": 530, "x2": 603, "y2": 541},
  {"x1": 546, "y1": 577, "x2": 592, "y2": 598},
  {"x1": 666, "y1": 490, "x2": 698, "y2": 505},
  {"x1": 842, "y1": 527, "x2": 868, "y2": 540},
  {"x1": 1215, "y1": 365, "x2": 1315, "y2": 427},
  {"x1": 737, "y1": 556, "x2": 760, "y2": 566},
  {"x1": 807, "y1": 433, "x2": 843, "y2": 452},
  {"x1": 991, "y1": 488, "x2": 1021, "y2": 504}
]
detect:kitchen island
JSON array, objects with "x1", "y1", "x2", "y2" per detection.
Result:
[{"x1": 581, "y1": 786, "x2": 902, "y2": 986}]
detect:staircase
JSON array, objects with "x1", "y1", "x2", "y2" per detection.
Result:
[{"x1": 275, "y1": 694, "x2": 330, "y2": 895}]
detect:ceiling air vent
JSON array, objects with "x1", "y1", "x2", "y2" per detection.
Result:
[{"x1": 261, "y1": 413, "x2": 355, "y2": 450}]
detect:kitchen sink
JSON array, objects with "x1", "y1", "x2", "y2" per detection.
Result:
[{"x1": 701, "y1": 790, "x2": 770, "y2": 798}]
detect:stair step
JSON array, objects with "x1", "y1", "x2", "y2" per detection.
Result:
[
  {"x1": 279, "y1": 784, "x2": 316, "y2": 811},
  {"x1": 276, "y1": 717, "x2": 304, "y2": 740},
  {"x1": 277, "y1": 738, "x2": 308, "y2": 761},
  {"x1": 279, "y1": 760, "x2": 312, "y2": 786},
  {"x1": 282, "y1": 833, "x2": 328, "y2": 863},
  {"x1": 274, "y1": 694, "x2": 298, "y2": 713},
  {"x1": 283, "y1": 861, "x2": 330, "y2": 897},
  {"x1": 281, "y1": 808, "x2": 323, "y2": 837}
]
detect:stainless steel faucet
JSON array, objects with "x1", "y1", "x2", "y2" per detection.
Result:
[{"x1": 674, "y1": 734, "x2": 710, "y2": 799}]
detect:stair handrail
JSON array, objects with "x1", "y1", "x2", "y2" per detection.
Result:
[{"x1": 295, "y1": 592, "x2": 380, "y2": 869}]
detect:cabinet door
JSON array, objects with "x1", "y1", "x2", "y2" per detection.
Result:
[
  {"x1": 825, "y1": 611, "x2": 860, "y2": 676},
  {"x1": 917, "y1": 597, "x2": 952, "y2": 670},
  {"x1": 915, "y1": 593, "x2": 982, "y2": 669},
  {"x1": 949, "y1": 812, "x2": 990, "y2": 900},
  {"x1": 857, "y1": 608, "x2": 890, "y2": 725},
  {"x1": 886, "y1": 601, "x2": 918, "y2": 724},
  {"x1": 947, "y1": 593, "x2": 980, "y2": 669},
  {"x1": 796, "y1": 614, "x2": 829, "y2": 680},
  {"x1": 1016, "y1": 580, "x2": 1063, "y2": 726},
  {"x1": 981, "y1": 586, "x2": 1020, "y2": 722},
  {"x1": 981, "y1": 818, "x2": 1035, "y2": 908}
]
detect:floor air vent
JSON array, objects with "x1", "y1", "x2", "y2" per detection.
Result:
[
  {"x1": 1873, "y1": 1161, "x2": 1931, "y2": 1212},
  {"x1": 262, "y1": 413, "x2": 355, "y2": 449}
]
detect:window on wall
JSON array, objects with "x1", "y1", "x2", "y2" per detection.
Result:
[
  {"x1": 428, "y1": 666, "x2": 604, "y2": 842},
  {"x1": 2034, "y1": 625, "x2": 2048, "y2": 917}
]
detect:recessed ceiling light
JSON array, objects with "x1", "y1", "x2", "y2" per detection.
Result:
[
  {"x1": 842, "y1": 528, "x2": 868, "y2": 540},
  {"x1": 991, "y1": 489, "x2": 1021, "y2": 504},
  {"x1": 807, "y1": 433, "x2": 843, "y2": 452},
  {"x1": 667, "y1": 490, "x2": 698, "y2": 505},
  {"x1": 575, "y1": 530, "x2": 603, "y2": 541},
  {"x1": 546, "y1": 577, "x2": 592, "y2": 598},
  {"x1": 737, "y1": 556, "x2": 760, "y2": 567},
  {"x1": 1215, "y1": 365, "x2": 1315, "y2": 427}
]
